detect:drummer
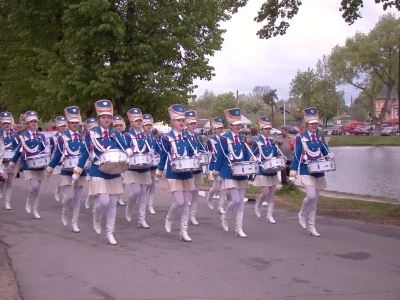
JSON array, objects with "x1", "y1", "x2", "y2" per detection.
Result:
[
  {"x1": 155, "y1": 104, "x2": 196, "y2": 242},
  {"x1": 72, "y1": 100, "x2": 133, "y2": 245},
  {"x1": 50, "y1": 116, "x2": 67, "y2": 202},
  {"x1": 252, "y1": 116, "x2": 279, "y2": 224},
  {"x1": 0, "y1": 112, "x2": 20, "y2": 210},
  {"x1": 205, "y1": 117, "x2": 227, "y2": 214},
  {"x1": 212, "y1": 108, "x2": 254, "y2": 238},
  {"x1": 183, "y1": 110, "x2": 205, "y2": 226},
  {"x1": 124, "y1": 108, "x2": 152, "y2": 229},
  {"x1": 112, "y1": 115, "x2": 126, "y2": 206},
  {"x1": 46, "y1": 106, "x2": 87, "y2": 232},
  {"x1": 289, "y1": 107, "x2": 333, "y2": 237},
  {"x1": 83, "y1": 118, "x2": 98, "y2": 210},
  {"x1": 9, "y1": 111, "x2": 49, "y2": 219},
  {"x1": 142, "y1": 114, "x2": 160, "y2": 215}
]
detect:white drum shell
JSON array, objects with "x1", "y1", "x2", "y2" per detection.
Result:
[
  {"x1": 99, "y1": 150, "x2": 129, "y2": 175},
  {"x1": 129, "y1": 153, "x2": 152, "y2": 169},
  {"x1": 63, "y1": 156, "x2": 91, "y2": 171},
  {"x1": 3, "y1": 150, "x2": 16, "y2": 161},
  {"x1": 171, "y1": 157, "x2": 200, "y2": 173},
  {"x1": 230, "y1": 161, "x2": 258, "y2": 176},
  {"x1": 151, "y1": 154, "x2": 160, "y2": 166},
  {"x1": 26, "y1": 154, "x2": 50, "y2": 169},
  {"x1": 198, "y1": 152, "x2": 209, "y2": 166},
  {"x1": 261, "y1": 157, "x2": 286, "y2": 173},
  {"x1": 307, "y1": 159, "x2": 336, "y2": 174}
]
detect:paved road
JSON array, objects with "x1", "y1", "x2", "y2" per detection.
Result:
[{"x1": 1, "y1": 176, "x2": 400, "y2": 300}]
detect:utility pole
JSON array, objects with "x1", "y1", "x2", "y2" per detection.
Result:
[
  {"x1": 236, "y1": 90, "x2": 239, "y2": 106},
  {"x1": 398, "y1": 43, "x2": 400, "y2": 140}
]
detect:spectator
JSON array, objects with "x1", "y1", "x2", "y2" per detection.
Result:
[
  {"x1": 47, "y1": 118, "x2": 57, "y2": 131},
  {"x1": 37, "y1": 127, "x2": 42, "y2": 132},
  {"x1": 275, "y1": 126, "x2": 294, "y2": 186},
  {"x1": 246, "y1": 127, "x2": 258, "y2": 146}
]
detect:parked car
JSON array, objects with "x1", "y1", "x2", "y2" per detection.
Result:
[
  {"x1": 352, "y1": 126, "x2": 370, "y2": 135},
  {"x1": 331, "y1": 125, "x2": 346, "y2": 135},
  {"x1": 239, "y1": 127, "x2": 250, "y2": 135},
  {"x1": 270, "y1": 128, "x2": 281, "y2": 135},
  {"x1": 380, "y1": 127, "x2": 397, "y2": 136},
  {"x1": 288, "y1": 126, "x2": 299, "y2": 134},
  {"x1": 327, "y1": 122, "x2": 334, "y2": 126}
]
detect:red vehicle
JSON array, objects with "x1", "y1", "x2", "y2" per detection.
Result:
[
  {"x1": 352, "y1": 126, "x2": 371, "y2": 135},
  {"x1": 346, "y1": 121, "x2": 365, "y2": 133}
]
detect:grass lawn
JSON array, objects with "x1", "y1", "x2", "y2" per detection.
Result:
[{"x1": 328, "y1": 135, "x2": 400, "y2": 146}]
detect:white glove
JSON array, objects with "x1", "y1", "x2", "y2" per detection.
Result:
[
  {"x1": 72, "y1": 173, "x2": 80, "y2": 182},
  {"x1": 126, "y1": 148, "x2": 133, "y2": 157},
  {"x1": 327, "y1": 152, "x2": 334, "y2": 159},
  {"x1": 289, "y1": 170, "x2": 297, "y2": 178}
]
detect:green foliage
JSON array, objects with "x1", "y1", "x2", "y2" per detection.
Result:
[
  {"x1": 211, "y1": 92, "x2": 237, "y2": 122},
  {"x1": 241, "y1": 98, "x2": 268, "y2": 114},
  {"x1": 254, "y1": 0, "x2": 399, "y2": 40},
  {"x1": 275, "y1": 181, "x2": 301, "y2": 196},
  {"x1": 0, "y1": 0, "x2": 241, "y2": 121}
]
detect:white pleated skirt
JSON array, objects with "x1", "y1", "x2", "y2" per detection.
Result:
[
  {"x1": 300, "y1": 175, "x2": 327, "y2": 189},
  {"x1": 58, "y1": 175, "x2": 87, "y2": 187},
  {"x1": 208, "y1": 173, "x2": 223, "y2": 182},
  {"x1": 24, "y1": 170, "x2": 45, "y2": 181},
  {"x1": 2, "y1": 162, "x2": 18, "y2": 174},
  {"x1": 167, "y1": 178, "x2": 195, "y2": 193},
  {"x1": 88, "y1": 177, "x2": 124, "y2": 196},
  {"x1": 221, "y1": 179, "x2": 248, "y2": 190},
  {"x1": 253, "y1": 175, "x2": 279, "y2": 187},
  {"x1": 123, "y1": 170, "x2": 152, "y2": 185}
]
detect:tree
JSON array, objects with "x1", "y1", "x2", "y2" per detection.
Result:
[
  {"x1": 289, "y1": 68, "x2": 318, "y2": 107},
  {"x1": 241, "y1": 98, "x2": 268, "y2": 114},
  {"x1": 261, "y1": 88, "x2": 278, "y2": 124},
  {"x1": 211, "y1": 92, "x2": 237, "y2": 125},
  {"x1": 253, "y1": 0, "x2": 400, "y2": 39},
  {"x1": 0, "y1": 0, "x2": 244, "y2": 121},
  {"x1": 329, "y1": 13, "x2": 400, "y2": 132}
]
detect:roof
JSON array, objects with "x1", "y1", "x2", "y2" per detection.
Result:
[
  {"x1": 196, "y1": 119, "x2": 208, "y2": 128},
  {"x1": 375, "y1": 86, "x2": 398, "y2": 100}
]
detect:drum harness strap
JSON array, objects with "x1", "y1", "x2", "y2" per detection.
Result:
[
  {"x1": 19, "y1": 134, "x2": 45, "y2": 160},
  {"x1": 257, "y1": 136, "x2": 287, "y2": 162},
  {"x1": 217, "y1": 133, "x2": 257, "y2": 165}
]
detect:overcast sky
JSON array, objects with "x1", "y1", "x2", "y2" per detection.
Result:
[{"x1": 193, "y1": 1, "x2": 400, "y2": 105}]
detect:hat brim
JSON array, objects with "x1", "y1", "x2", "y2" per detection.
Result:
[
  {"x1": 307, "y1": 120, "x2": 319, "y2": 124},
  {"x1": 173, "y1": 116, "x2": 186, "y2": 120},
  {"x1": 130, "y1": 117, "x2": 142, "y2": 122},
  {"x1": 262, "y1": 125, "x2": 272, "y2": 129},
  {"x1": 186, "y1": 120, "x2": 197, "y2": 124},
  {"x1": 98, "y1": 112, "x2": 113, "y2": 117},
  {"x1": 68, "y1": 119, "x2": 80, "y2": 123},
  {"x1": 143, "y1": 121, "x2": 153, "y2": 125},
  {"x1": 25, "y1": 116, "x2": 38, "y2": 123},
  {"x1": 231, "y1": 121, "x2": 242, "y2": 125}
]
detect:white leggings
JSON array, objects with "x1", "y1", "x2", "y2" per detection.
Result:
[
  {"x1": 129, "y1": 183, "x2": 149, "y2": 206},
  {"x1": 28, "y1": 179, "x2": 42, "y2": 199},
  {"x1": 62, "y1": 185, "x2": 83, "y2": 211},
  {"x1": 148, "y1": 176, "x2": 156, "y2": 196},
  {"x1": 95, "y1": 194, "x2": 118, "y2": 219},
  {"x1": 258, "y1": 186, "x2": 276, "y2": 204},
  {"x1": 302, "y1": 185, "x2": 320, "y2": 212},
  {"x1": 208, "y1": 180, "x2": 226, "y2": 201},
  {"x1": 170, "y1": 191, "x2": 191, "y2": 217},
  {"x1": 225, "y1": 188, "x2": 246, "y2": 213}
]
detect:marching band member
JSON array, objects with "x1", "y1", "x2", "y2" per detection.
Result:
[
  {"x1": 205, "y1": 117, "x2": 227, "y2": 214},
  {"x1": 183, "y1": 110, "x2": 205, "y2": 226},
  {"x1": 142, "y1": 114, "x2": 159, "y2": 215},
  {"x1": 83, "y1": 118, "x2": 98, "y2": 209},
  {"x1": 252, "y1": 117, "x2": 279, "y2": 223},
  {"x1": 124, "y1": 108, "x2": 152, "y2": 229},
  {"x1": 9, "y1": 111, "x2": 49, "y2": 219},
  {"x1": 212, "y1": 108, "x2": 253, "y2": 238},
  {"x1": 0, "y1": 112, "x2": 20, "y2": 210},
  {"x1": 112, "y1": 115, "x2": 126, "y2": 206},
  {"x1": 72, "y1": 100, "x2": 133, "y2": 245},
  {"x1": 290, "y1": 107, "x2": 332, "y2": 237},
  {"x1": 155, "y1": 104, "x2": 196, "y2": 242},
  {"x1": 46, "y1": 107, "x2": 86, "y2": 232},
  {"x1": 50, "y1": 116, "x2": 67, "y2": 202}
]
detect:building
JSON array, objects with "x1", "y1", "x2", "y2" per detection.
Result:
[{"x1": 375, "y1": 86, "x2": 398, "y2": 121}]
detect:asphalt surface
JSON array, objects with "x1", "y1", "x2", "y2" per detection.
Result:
[{"x1": 0, "y1": 176, "x2": 399, "y2": 300}]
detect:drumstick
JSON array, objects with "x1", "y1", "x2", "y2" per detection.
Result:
[{"x1": 42, "y1": 177, "x2": 50, "y2": 195}]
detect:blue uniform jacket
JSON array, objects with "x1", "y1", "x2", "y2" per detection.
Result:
[
  {"x1": 76, "y1": 126, "x2": 129, "y2": 179},
  {"x1": 11, "y1": 131, "x2": 47, "y2": 170},
  {"x1": 290, "y1": 131, "x2": 329, "y2": 178},
  {"x1": 213, "y1": 131, "x2": 251, "y2": 181},
  {"x1": 251, "y1": 135, "x2": 279, "y2": 177},
  {"x1": 48, "y1": 131, "x2": 87, "y2": 176},
  {"x1": 50, "y1": 132, "x2": 63, "y2": 165},
  {"x1": 124, "y1": 129, "x2": 150, "y2": 173},
  {"x1": 1, "y1": 129, "x2": 20, "y2": 151},
  {"x1": 157, "y1": 130, "x2": 195, "y2": 180},
  {"x1": 206, "y1": 135, "x2": 221, "y2": 172},
  {"x1": 145, "y1": 132, "x2": 162, "y2": 171},
  {"x1": 183, "y1": 131, "x2": 205, "y2": 175}
]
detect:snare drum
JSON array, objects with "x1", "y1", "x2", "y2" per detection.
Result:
[
  {"x1": 26, "y1": 154, "x2": 51, "y2": 169},
  {"x1": 63, "y1": 156, "x2": 91, "y2": 171},
  {"x1": 230, "y1": 161, "x2": 258, "y2": 176},
  {"x1": 261, "y1": 157, "x2": 286, "y2": 173},
  {"x1": 307, "y1": 159, "x2": 336, "y2": 174},
  {"x1": 129, "y1": 153, "x2": 152, "y2": 169},
  {"x1": 197, "y1": 152, "x2": 209, "y2": 166},
  {"x1": 170, "y1": 156, "x2": 200, "y2": 173},
  {"x1": 2, "y1": 150, "x2": 16, "y2": 162},
  {"x1": 151, "y1": 154, "x2": 160, "y2": 166},
  {"x1": 99, "y1": 149, "x2": 129, "y2": 175}
]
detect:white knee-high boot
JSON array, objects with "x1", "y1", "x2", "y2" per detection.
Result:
[
  {"x1": 61, "y1": 194, "x2": 69, "y2": 226},
  {"x1": 26, "y1": 191, "x2": 34, "y2": 214},
  {"x1": 32, "y1": 197, "x2": 41, "y2": 219},
  {"x1": 217, "y1": 191, "x2": 225, "y2": 214},
  {"x1": 138, "y1": 201, "x2": 150, "y2": 229},
  {"x1": 106, "y1": 218, "x2": 117, "y2": 245},
  {"x1": 5, "y1": 188, "x2": 12, "y2": 210},
  {"x1": 307, "y1": 211, "x2": 320, "y2": 237},
  {"x1": 180, "y1": 215, "x2": 191, "y2": 242},
  {"x1": 266, "y1": 203, "x2": 276, "y2": 224},
  {"x1": 93, "y1": 208, "x2": 103, "y2": 234},
  {"x1": 189, "y1": 201, "x2": 199, "y2": 226},
  {"x1": 221, "y1": 209, "x2": 230, "y2": 232},
  {"x1": 235, "y1": 211, "x2": 247, "y2": 238},
  {"x1": 165, "y1": 205, "x2": 178, "y2": 233},
  {"x1": 55, "y1": 185, "x2": 62, "y2": 202},
  {"x1": 255, "y1": 196, "x2": 263, "y2": 217},
  {"x1": 71, "y1": 205, "x2": 80, "y2": 233},
  {"x1": 147, "y1": 194, "x2": 156, "y2": 215}
]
